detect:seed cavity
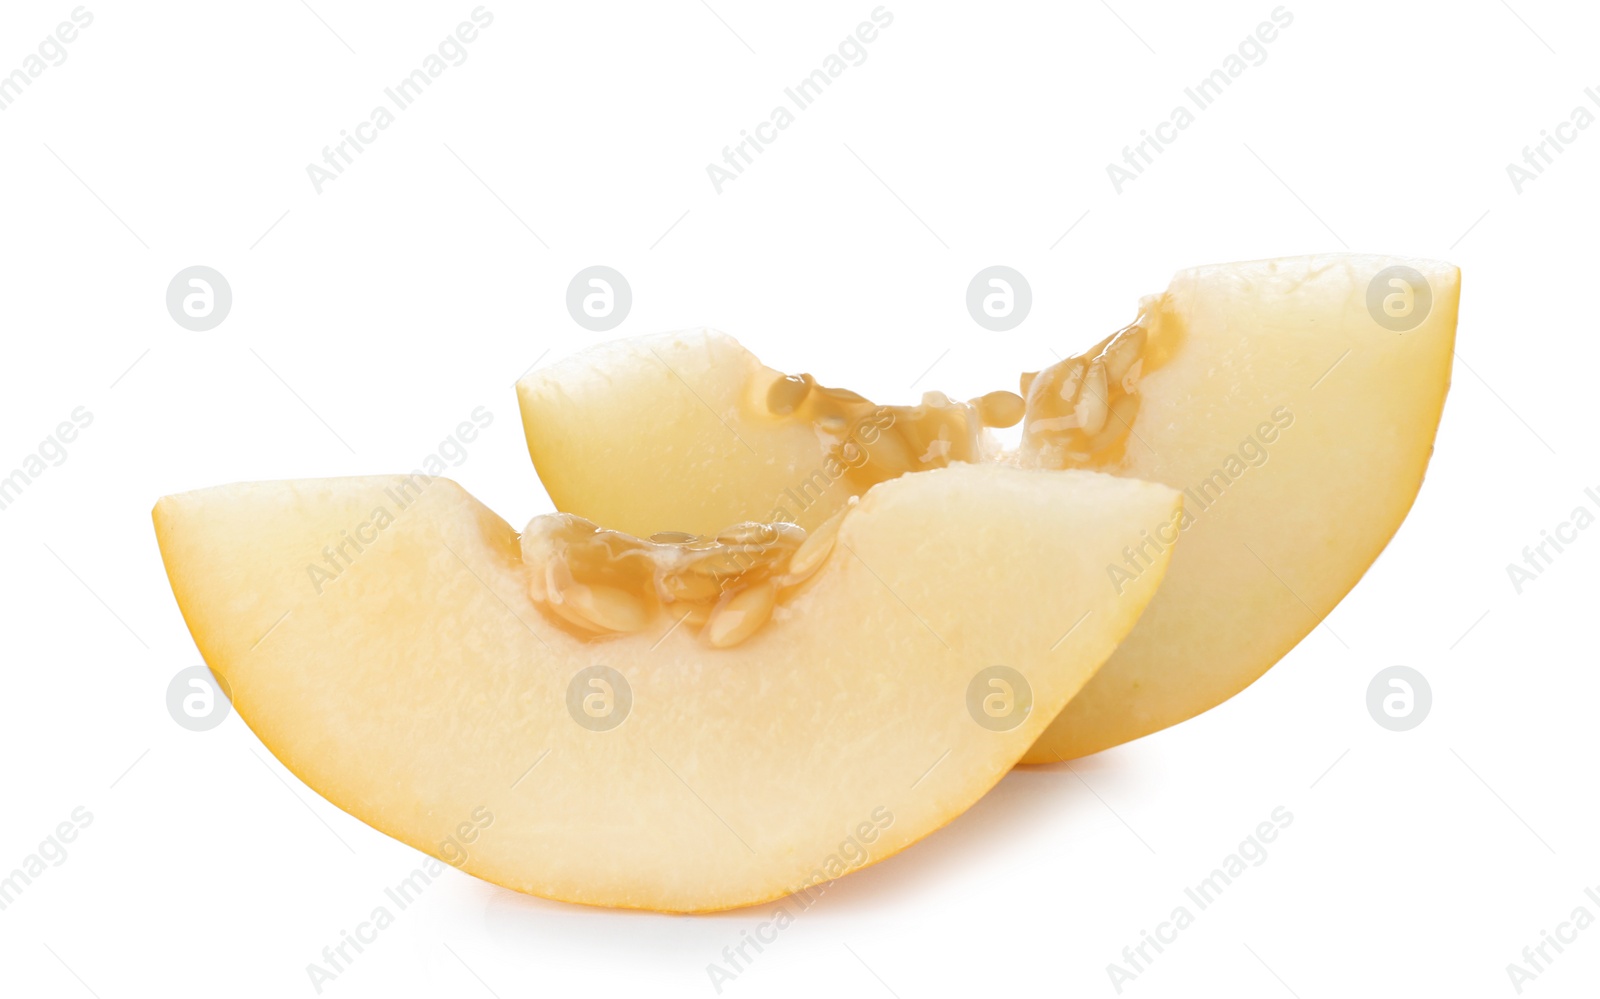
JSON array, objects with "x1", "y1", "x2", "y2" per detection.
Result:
[
  {"x1": 1020, "y1": 319, "x2": 1164, "y2": 470},
  {"x1": 753, "y1": 373, "x2": 989, "y2": 491},
  {"x1": 746, "y1": 306, "x2": 1174, "y2": 489},
  {"x1": 523, "y1": 512, "x2": 834, "y2": 648}
]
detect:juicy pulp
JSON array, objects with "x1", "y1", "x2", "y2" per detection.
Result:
[{"x1": 154, "y1": 463, "x2": 1179, "y2": 911}]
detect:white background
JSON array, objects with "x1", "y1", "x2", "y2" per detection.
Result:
[{"x1": 1, "y1": 0, "x2": 1597, "y2": 996}]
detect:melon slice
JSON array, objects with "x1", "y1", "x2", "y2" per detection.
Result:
[
  {"x1": 153, "y1": 463, "x2": 1179, "y2": 911},
  {"x1": 517, "y1": 254, "x2": 1460, "y2": 760}
]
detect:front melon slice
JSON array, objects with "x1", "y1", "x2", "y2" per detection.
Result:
[
  {"x1": 154, "y1": 464, "x2": 1178, "y2": 912},
  {"x1": 517, "y1": 254, "x2": 1460, "y2": 760}
]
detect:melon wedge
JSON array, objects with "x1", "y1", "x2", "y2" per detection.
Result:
[
  {"x1": 517, "y1": 254, "x2": 1460, "y2": 760},
  {"x1": 153, "y1": 464, "x2": 1179, "y2": 911}
]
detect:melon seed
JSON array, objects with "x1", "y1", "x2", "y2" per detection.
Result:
[
  {"x1": 558, "y1": 581, "x2": 650, "y2": 634},
  {"x1": 1082, "y1": 394, "x2": 1141, "y2": 453},
  {"x1": 661, "y1": 570, "x2": 722, "y2": 604},
  {"x1": 650, "y1": 531, "x2": 699, "y2": 545},
  {"x1": 715, "y1": 522, "x2": 782, "y2": 547},
  {"x1": 705, "y1": 583, "x2": 777, "y2": 648},
  {"x1": 1119, "y1": 358, "x2": 1143, "y2": 394},
  {"x1": 972, "y1": 390, "x2": 1025, "y2": 429},
  {"x1": 1101, "y1": 324, "x2": 1147, "y2": 386},
  {"x1": 1074, "y1": 359, "x2": 1110, "y2": 437},
  {"x1": 786, "y1": 513, "x2": 842, "y2": 584}
]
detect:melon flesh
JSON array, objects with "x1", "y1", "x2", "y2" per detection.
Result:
[
  {"x1": 1032, "y1": 256, "x2": 1456, "y2": 759},
  {"x1": 153, "y1": 464, "x2": 1178, "y2": 911},
  {"x1": 520, "y1": 331, "x2": 857, "y2": 537},
  {"x1": 517, "y1": 254, "x2": 1460, "y2": 760}
]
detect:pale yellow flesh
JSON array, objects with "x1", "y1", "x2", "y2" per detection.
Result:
[
  {"x1": 517, "y1": 254, "x2": 1459, "y2": 761},
  {"x1": 1031, "y1": 255, "x2": 1457, "y2": 759},
  {"x1": 519, "y1": 332, "x2": 848, "y2": 536},
  {"x1": 154, "y1": 464, "x2": 1178, "y2": 911}
]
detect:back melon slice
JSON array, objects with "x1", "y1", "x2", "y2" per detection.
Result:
[
  {"x1": 516, "y1": 253, "x2": 1460, "y2": 761},
  {"x1": 154, "y1": 463, "x2": 1179, "y2": 912}
]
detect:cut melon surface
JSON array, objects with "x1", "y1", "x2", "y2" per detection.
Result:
[
  {"x1": 154, "y1": 463, "x2": 1179, "y2": 911},
  {"x1": 519, "y1": 331, "x2": 865, "y2": 537},
  {"x1": 517, "y1": 253, "x2": 1460, "y2": 761}
]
